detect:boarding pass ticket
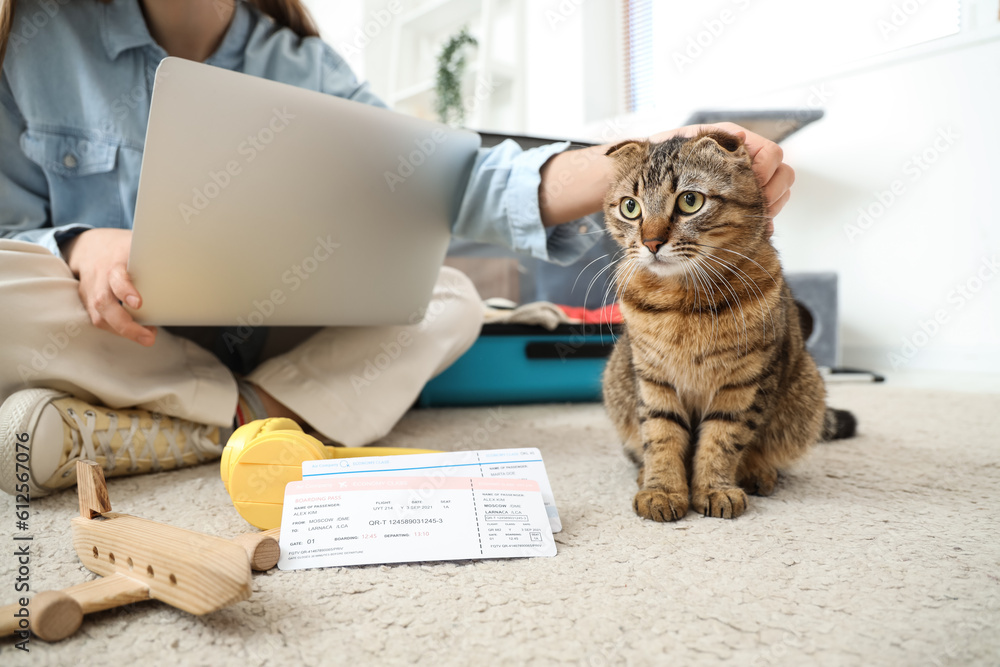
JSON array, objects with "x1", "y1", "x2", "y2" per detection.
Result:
[
  {"x1": 303, "y1": 448, "x2": 562, "y2": 533},
  {"x1": 277, "y1": 476, "x2": 556, "y2": 570}
]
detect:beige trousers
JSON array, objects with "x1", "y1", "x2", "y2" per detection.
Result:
[{"x1": 0, "y1": 240, "x2": 482, "y2": 447}]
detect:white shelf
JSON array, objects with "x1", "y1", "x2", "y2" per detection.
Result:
[
  {"x1": 391, "y1": 79, "x2": 435, "y2": 105},
  {"x1": 398, "y1": 0, "x2": 482, "y2": 34},
  {"x1": 386, "y1": 0, "x2": 525, "y2": 130}
]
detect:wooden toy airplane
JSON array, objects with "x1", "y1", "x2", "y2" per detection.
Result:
[{"x1": 0, "y1": 461, "x2": 280, "y2": 642}]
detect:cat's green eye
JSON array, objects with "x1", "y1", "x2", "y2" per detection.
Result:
[
  {"x1": 677, "y1": 191, "x2": 705, "y2": 214},
  {"x1": 619, "y1": 198, "x2": 642, "y2": 220}
]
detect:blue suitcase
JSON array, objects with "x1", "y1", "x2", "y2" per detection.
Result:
[{"x1": 418, "y1": 323, "x2": 621, "y2": 407}]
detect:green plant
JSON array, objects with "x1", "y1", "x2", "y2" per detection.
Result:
[{"x1": 434, "y1": 26, "x2": 478, "y2": 126}]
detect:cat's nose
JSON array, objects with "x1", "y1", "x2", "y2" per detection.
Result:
[{"x1": 643, "y1": 238, "x2": 665, "y2": 255}]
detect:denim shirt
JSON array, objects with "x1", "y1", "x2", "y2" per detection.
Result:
[{"x1": 0, "y1": 0, "x2": 602, "y2": 264}]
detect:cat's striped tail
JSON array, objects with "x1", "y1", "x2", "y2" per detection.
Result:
[{"x1": 821, "y1": 407, "x2": 857, "y2": 441}]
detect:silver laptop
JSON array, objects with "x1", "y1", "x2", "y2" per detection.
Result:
[{"x1": 127, "y1": 57, "x2": 480, "y2": 326}]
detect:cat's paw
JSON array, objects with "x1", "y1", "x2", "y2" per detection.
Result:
[
  {"x1": 633, "y1": 488, "x2": 689, "y2": 522},
  {"x1": 692, "y1": 487, "x2": 748, "y2": 519},
  {"x1": 739, "y1": 467, "x2": 777, "y2": 496}
]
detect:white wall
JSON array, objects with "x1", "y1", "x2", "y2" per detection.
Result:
[
  {"x1": 520, "y1": 1, "x2": 586, "y2": 138},
  {"x1": 303, "y1": 0, "x2": 367, "y2": 77},
  {"x1": 734, "y1": 38, "x2": 1000, "y2": 374}
]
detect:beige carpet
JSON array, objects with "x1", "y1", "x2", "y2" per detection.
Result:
[{"x1": 3, "y1": 384, "x2": 999, "y2": 666}]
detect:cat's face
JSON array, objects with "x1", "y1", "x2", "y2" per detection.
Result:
[{"x1": 602, "y1": 131, "x2": 768, "y2": 280}]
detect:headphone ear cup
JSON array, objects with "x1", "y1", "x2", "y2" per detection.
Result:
[
  {"x1": 220, "y1": 418, "x2": 309, "y2": 491},
  {"x1": 221, "y1": 419, "x2": 329, "y2": 530},
  {"x1": 220, "y1": 421, "x2": 264, "y2": 492},
  {"x1": 257, "y1": 417, "x2": 304, "y2": 434}
]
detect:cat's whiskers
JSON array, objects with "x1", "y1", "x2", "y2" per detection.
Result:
[
  {"x1": 705, "y1": 254, "x2": 770, "y2": 344},
  {"x1": 692, "y1": 261, "x2": 721, "y2": 350},
  {"x1": 596, "y1": 262, "x2": 631, "y2": 341},
  {"x1": 575, "y1": 248, "x2": 626, "y2": 301},
  {"x1": 605, "y1": 253, "x2": 637, "y2": 302},
  {"x1": 672, "y1": 255, "x2": 703, "y2": 324},
  {"x1": 612, "y1": 257, "x2": 643, "y2": 318},
  {"x1": 675, "y1": 256, "x2": 717, "y2": 347},
  {"x1": 692, "y1": 260, "x2": 728, "y2": 353},
  {"x1": 679, "y1": 258, "x2": 720, "y2": 352},
  {"x1": 694, "y1": 257, "x2": 750, "y2": 356},
  {"x1": 618, "y1": 262, "x2": 645, "y2": 332},
  {"x1": 691, "y1": 242, "x2": 780, "y2": 289},
  {"x1": 605, "y1": 258, "x2": 634, "y2": 308},
  {"x1": 598, "y1": 255, "x2": 639, "y2": 341},
  {"x1": 583, "y1": 251, "x2": 627, "y2": 319},
  {"x1": 608, "y1": 257, "x2": 635, "y2": 307},
  {"x1": 572, "y1": 252, "x2": 612, "y2": 295},
  {"x1": 696, "y1": 250, "x2": 775, "y2": 343},
  {"x1": 708, "y1": 255, "x2": 773, "y2": 343},
  {"x1": 695, "y1": 241, "x2": 790, "y2": 329},
  {"x1": 700, "y1": 264, "x2": 749, "y2": 354}
]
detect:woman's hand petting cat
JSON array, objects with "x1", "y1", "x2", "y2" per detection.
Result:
[
  {"x1": 539, "y1": 122, "x2": 793, "y2": 232},
  {"x1": 651, "y1": 122, "x2": 795, "y2": 233},
  {"x1": 62, "y1": 228, "x2": 158, "y2": 347}
]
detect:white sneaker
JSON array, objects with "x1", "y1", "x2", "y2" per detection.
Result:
[{"x1": 0, "y1": 388, "x2": 223, "y2": 497}]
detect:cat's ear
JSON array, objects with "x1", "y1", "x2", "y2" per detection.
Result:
[
  {"x1": 694, "y1": 130, "x2": 750, "y2": 163},
  {"x1": 605, "y1": 140, "x2": 649, "y2": 159}
]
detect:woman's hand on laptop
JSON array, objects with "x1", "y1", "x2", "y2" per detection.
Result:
[{"x1": 63, "y1": 229, "x2": 158, "y2": 347}]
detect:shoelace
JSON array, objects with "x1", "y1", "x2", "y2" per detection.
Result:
[{"x1": 65, "y1": 408, "x2": 221, "y2": 473}]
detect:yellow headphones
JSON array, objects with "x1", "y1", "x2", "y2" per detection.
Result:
[{"x1": 220, "y1": 418, "x2": 439, "y2": 529}]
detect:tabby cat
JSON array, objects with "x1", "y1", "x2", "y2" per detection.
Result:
[{"x1": 601, "y1": 130, "x2": 855, "y2": 522}]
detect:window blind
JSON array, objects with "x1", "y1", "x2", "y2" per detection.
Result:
[{"x1": 623, "y1": 0, "x2": 964, "y2": 114}]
